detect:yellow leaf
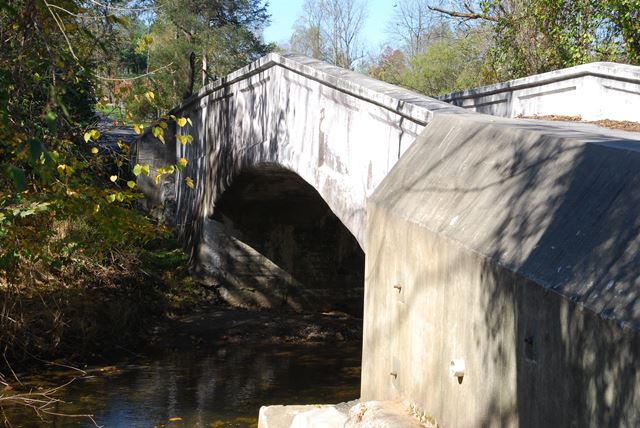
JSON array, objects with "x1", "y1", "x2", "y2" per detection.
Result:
[
  {"x1": 91, "y1": 147, "x2": 99, "y2": 155},
  {"x1": 93, "y1": 204, "x2": 100, "y2": 213},
  {"x1": 133, "y1": 124, "x2": 144, "y2": 135},
  {"x1": 177, "y1": 157, "x2": 188, "y2": 168},
  {"x1": 152, "y1": 126, "x2": 164, "y2": 143},
  {"x1": 83, "y1": 132, "x2": 91, "y2": 143},
  {"x1": 57, "y1": 164, "x2": 67, "y2": 174},
  {"x1": 144, "y1": 91, "x2": 155, "y2": 103},
  {"x1": 65, "y1": 166, "x2": 74, "y2": 176},
  {"x1": 176, "y1": 117, "x2": 187, "y2": 127},
  {"x1": 185, "y1": 177, "x2": 194, "y2": 189},
  {"x1": 177, "y1": 135, "x2": 187, "y2": 145},
  {"x1": 90, "y1": 129, "x2": 101, "y2": 140},
  {"x1": 169, "y1": 417, "x2": 182, "y2": 422},
  {"x1": 110, "y1": 175, "x2": 118, "y2": 182},
  {"x1": 127, "y1": 180, "x2": 136, "y2": 189},
  {"x1": 154, "y1": 174, "x2": 162, "y2": 185},
  {"x1": 141, "y1": 164, "x2": 150, "y2": 176}
]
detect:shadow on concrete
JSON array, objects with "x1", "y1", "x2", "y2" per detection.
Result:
[{"x1": 363, "y1": 114, "x2": 640, "y2": 426}]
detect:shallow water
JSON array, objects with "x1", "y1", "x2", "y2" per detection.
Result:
[{"x1": 4, "y1": 343, "x2": 361, "y2": 427}]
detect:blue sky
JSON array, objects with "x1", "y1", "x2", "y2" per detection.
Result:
[{"x1": 263, "y1": 0, "x2": 397, "y2": 50}]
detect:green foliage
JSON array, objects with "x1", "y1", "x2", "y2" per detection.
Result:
[
  {"x1": 367, "y1": 48, "x2": 408, "y2": 86},
  {"x1": 125, "y1": 0, "x2": 272, "y2": 118},
  {"x1": 477, "y1": 0, "x2": 640, "y2": 80},
  {"x1": 402, "y1": 30, "x2": 490, "y2": 95},
  {"x1": 0, "y1": 0, "x2": 251, "y2": 375},
  {"x1": 370, "y1": 0, "x2": 640, "y2": 91},
  {"x1": 367, "y1": 29, "x2": 490, "y2": 96},
  {"x1": 0, "y1": 0, "x2": 168, "y2": 300}
]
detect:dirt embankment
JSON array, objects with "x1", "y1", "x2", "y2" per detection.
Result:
[
  {"x1": 149, "y1": 306, "x2": 362, "y2": 351},
  {"x1": 521, "y1": 115, "x2": 640, "y2": 133}
]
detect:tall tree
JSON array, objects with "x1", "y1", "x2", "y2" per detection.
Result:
[
  {"x1": 290, "y1": 0, "x2": 326, "y2": 60},
  {"x1": 386, "y1": 0, "x2": 448, "y2": 58},
  {"x1": 139, "y1": 0, "x2": 272, "y2": 114},
  {"x1": 289, "y1": 0, "x2": 368, "y2": 70}
]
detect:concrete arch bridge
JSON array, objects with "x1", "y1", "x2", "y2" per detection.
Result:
[
  {"x1": 136, "y1": 54, "x2": 640, "y2": 427},
  {"x1": 136, "y1": 53, "x2": 459, "y2": 312}
]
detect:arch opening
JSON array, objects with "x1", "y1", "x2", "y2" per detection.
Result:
[{"x1": 210, "y1": 165, "x2": 365, "y2": 316}]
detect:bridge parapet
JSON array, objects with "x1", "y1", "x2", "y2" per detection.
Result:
[
  {"x1": 170, "y1": 52, "x2": 461, "y2": 248},
  {"x1": 438, "y1": 61, "x2": 640, "y2": 122}
]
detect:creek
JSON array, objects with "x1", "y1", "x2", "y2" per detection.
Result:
[{"x1": 4, "y1": 342, "x2": 361, "y2": 427}]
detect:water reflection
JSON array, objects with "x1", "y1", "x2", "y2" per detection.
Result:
[{"x1": 6, "y1": 343, "x2": 361, "y2": 427}]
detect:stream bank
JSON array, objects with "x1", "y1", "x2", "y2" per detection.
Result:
[
  {"x1": 0, "y1": 232, "x2": 363, "y2": 427},
  {"x1": 1, "y1": 304, "x2": 362, "y2": 427}
]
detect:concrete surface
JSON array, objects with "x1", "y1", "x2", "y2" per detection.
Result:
[
  {"x1": 438, "y1": 62, "x2": 640, "y2": 122},
  {"x1": 289, "y1": 407, "x2": 349, "y2": 427},
  {"x1": 258, "y1": 401, "x2": 425, "y2": 428},
  {"x1": 362, "y1": 112, "x2": 640, "y2": 427},
  {"x1": 258, "y1": 405, "x2": 334, "y2": 428},
  {"x1": 345, "y1": 401, "x2": 427, "y2": 427}
]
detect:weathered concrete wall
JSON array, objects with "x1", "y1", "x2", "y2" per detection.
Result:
[
  {"x1": 136, "y1": 53, "x2": 460, "y2": 310},
  {"x1": 438, "y1": 62, "x2": 640, "y2": 122},
  {"x1": 362, "y1": 112, "x2": 640, "y2": 427},
  {"x1": 173, "y1": 53, "x2": 458, "y2": 248}
]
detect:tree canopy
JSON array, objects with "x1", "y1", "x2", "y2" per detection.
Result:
[
  {"x1": 289, "y1": 0, "x2": 640, "y2": 95},
  {"x1": 0, "y1": 0, "x2": 271, "y2": 297}
]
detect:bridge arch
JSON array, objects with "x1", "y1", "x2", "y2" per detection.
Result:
[{"x1": 198, "y1": 163, "x2": 365, "y2": 313}]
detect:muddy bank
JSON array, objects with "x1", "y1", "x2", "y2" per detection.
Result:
[{"x1": 148, "y1": 305, "x2": 363, "y2": 350}]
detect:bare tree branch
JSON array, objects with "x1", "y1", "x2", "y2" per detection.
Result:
[
  {"x1": 95, "y1": 63, "x2": 175, "y2": 81},
  {"x1": 428, "y1": 5, "x2": 499, "y2": 22}
]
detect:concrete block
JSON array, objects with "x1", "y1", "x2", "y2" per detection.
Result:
[{"x1": 290, "y1": 406, "x2": 349, "y2": 428}]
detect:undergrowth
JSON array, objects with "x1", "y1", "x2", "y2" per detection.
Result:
[{"x1": 0, "y1": 230, "x2": 205, "y2": 382}]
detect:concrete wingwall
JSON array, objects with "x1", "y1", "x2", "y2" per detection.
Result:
[
  {"x1": 362, "y1": 112, "x2": 640, "y2": 427},
  {"x1": 438, "y1": 62, "x2": 640, "y2": 122},
  {"x1": 134, "y1": 53, "x2": 460, "y2": 311}
]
